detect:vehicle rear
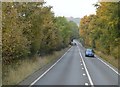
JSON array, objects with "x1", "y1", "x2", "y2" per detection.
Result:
[{"x1": 85, "y1": 49, "x2": 94, "y2": 57}]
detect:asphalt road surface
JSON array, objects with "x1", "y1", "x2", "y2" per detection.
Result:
[{"x1": 20, "y1": 41, "x2": 119, "y2": 86}]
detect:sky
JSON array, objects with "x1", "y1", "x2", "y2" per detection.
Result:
[{"x1": 45, "y1": 0, "x2": 98, "y2": 18}]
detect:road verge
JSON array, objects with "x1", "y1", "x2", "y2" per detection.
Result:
[{"x1": 3, "y1": 46, "x2": 71, "y2": 85}]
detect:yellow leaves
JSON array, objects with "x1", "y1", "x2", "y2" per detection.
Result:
[
  {"x1": 2, "y1": 2, "x2": 79, "y2": 64},
  {"x1": 80, "y1": 2, "x2": 119, "y2": 58}
]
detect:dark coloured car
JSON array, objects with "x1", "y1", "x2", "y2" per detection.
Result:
[
  {"x1": 85, "y1": 48, "x2": 94, "y2": 57},
  {"x1": 71, "y1": 42, "x2": 76, "y2": 46}
]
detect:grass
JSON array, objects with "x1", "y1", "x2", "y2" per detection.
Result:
[
  {"x1": 79, "y1": 39, "x2": 119, "y2": 69},
  {"x1": 2, "y1": 47, "x2": 70, "y2": 85},
  {"x1": 95, "y1": 50, "x2": 118, "y2": 69}
]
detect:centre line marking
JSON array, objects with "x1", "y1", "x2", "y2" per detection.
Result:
[
  {"x1": 78, "y1": 41, "x2": 120, "y2": 76},
  {"x1": 83, "y1": 73, "x2": 86, "y2": 76},
  {"x1": 77, "y1": 45, "x2": 94, "y2": 86},
  {"x1": 85, "y1": 83, "x2": 89, "y2": 86},
  {"x1": 82, "y1": 68, "x2": 84, "y2": 70}
]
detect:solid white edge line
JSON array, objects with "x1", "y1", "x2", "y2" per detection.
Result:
[
  {"x1": 77, "y1": 46, "x2": 94, "y2": 86},
  {"x1": 77, "y1": 41, "x2": 120, "y2": 76},
  {"x1": 29, "y1": 46, "x2": 73, "y2": 86},
  {"x1": 96, "y1": 56, "x2": 120, "y2": 75}
]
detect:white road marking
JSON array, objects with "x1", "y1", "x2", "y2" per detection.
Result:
[
  {"x1": 78, "y1": 41, "x2": 120, "y2": 76},
  {"x1": 96, "y1": 56, "x2": 120, "y2": 75},
  {"x1": 30, "y1": 47, "x2": 73, "y2": 86},
  {"x1": 82, "y1": 68, "x2": 84, "y2": 70},
  {"x1": 77, "y1": 41, "x2": 83, "y2": 47},
  {"x1": 81, "y1": 64, "x2": 83, "y2": 65},
  {"x1": 85, "y1": 83, "x2": 89, "y2": 86},
  {"x1": 77, "y1": 46, "x2": 94, "y2": 86},
  {"x1": 83, "y1": 73, "x2": 86, "y2": 76}
]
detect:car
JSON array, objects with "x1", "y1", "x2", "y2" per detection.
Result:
[
  {"x1": 73, "y1": 42, "x2": 76, "y2": 46},
  {"x1": 85, "y1": 48, "x2": 94, "y2": 57},
  {"x1": 71, "y1": 42, "x2": 77, "y2": 46}
]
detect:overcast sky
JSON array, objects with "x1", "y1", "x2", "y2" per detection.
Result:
[{"x1": 45, "y1": 0, "x2": 98, "y2": 18}]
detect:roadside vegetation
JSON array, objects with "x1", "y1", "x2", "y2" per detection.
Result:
[
  {"x1": 79, "y1": 2, "x2": 119, "y2": 68},
  {"x1": 3, "y1": 47, "x2": 70, "y2": 85},
  {"x1": 2, "y1": 2, "x2": 79, "y2": 85}
]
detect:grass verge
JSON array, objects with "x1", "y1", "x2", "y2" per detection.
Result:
[{"x1": 2, "y1": 46, "x2": 70, "y2": 85}]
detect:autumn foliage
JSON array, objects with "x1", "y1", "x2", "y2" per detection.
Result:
[
  {"x1": 2, "y1": 2, "x2": 79, "y2": 64},
  {"x1": 80, "y1": 2, "x2": 119, "y2": 59}
]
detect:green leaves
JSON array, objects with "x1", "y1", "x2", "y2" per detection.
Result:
[
  {"x1": 80, "y1": 2, "x2": 119, "y2": 58},
  {"x1": 2, "y1": 2, "x2": 79, "y2": 64},
  {"x1": 2, "y1": 2, "x2": 30, "y2": 64}
]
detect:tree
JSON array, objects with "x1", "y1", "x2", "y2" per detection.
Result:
[
  {"x1": 80, "y1": 2, "x2": 119, "y2": 58},
  {"x1": 2, "y1": 2, "x2": 30, "y2": 64}
]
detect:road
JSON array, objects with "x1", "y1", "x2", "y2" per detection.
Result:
[{"x1": 20, "y1": 41, "x2": 119, "y2": 86}]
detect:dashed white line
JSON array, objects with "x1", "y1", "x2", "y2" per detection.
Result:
[
  {"x1": 77, "y1": 46, "x2": 94, "y2": 86},
  {"x1": 83, "y1": 73, "x2": 86, "y2": 76},
  {"x1": 30, "y1": 47, "x2": 73, "y2": 86},
  {"x1": 77, "y1": 41, "x2": 120, "y2": 76},
  {"x1": 85, "y1": 83, "x2": 89, "y2": 86}
]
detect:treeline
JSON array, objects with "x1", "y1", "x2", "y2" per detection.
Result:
[
  {"x1": 80, "y1": 2, "x2": 119, "y2": 59},
  {"x1": 2, "y1": 2, "x2": 79, "y2": 64}
]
